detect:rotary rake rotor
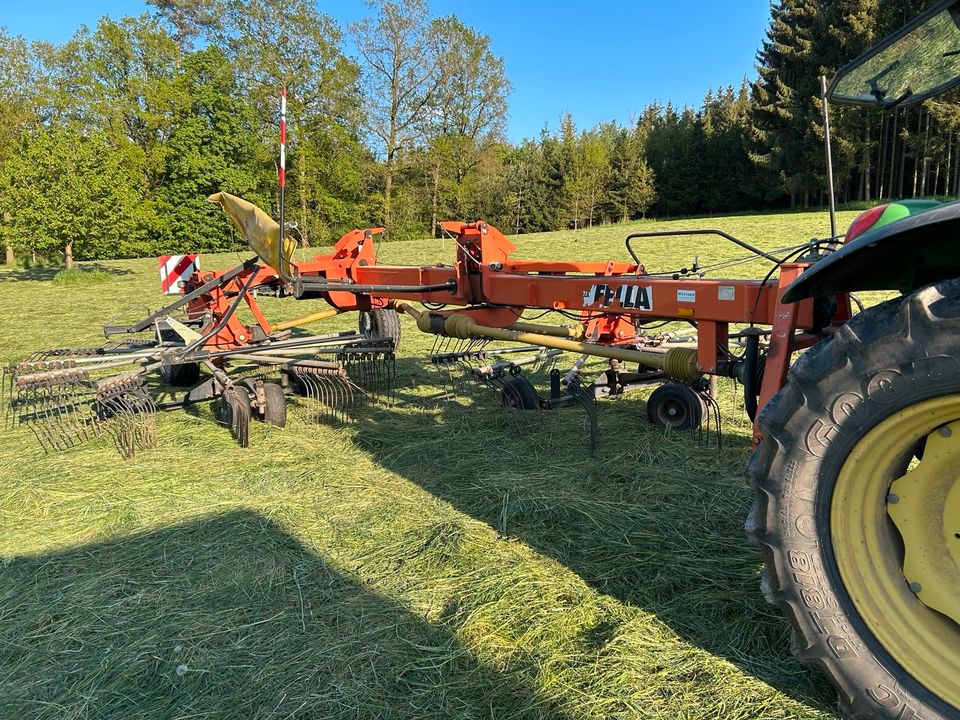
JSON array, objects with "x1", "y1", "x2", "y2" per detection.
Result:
[
  {"x1": 5, "y1": 344, "x2": 160, "y2": 457},
  {"x1": 4, "y1": 257, "x2": 398, "y2": 456}
]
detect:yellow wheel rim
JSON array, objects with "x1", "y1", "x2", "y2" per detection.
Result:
[{"x1": 832, "y1": 397, "x2": 960, "y2": 710}]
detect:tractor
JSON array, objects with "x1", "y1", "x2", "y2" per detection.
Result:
[{"x1": 745, "y1": 1, "x2": 960, "y2": 717}]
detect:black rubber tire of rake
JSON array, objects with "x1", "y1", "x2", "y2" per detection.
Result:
[
  {"x1": 160, "y1": 362, "x2": 201, "y2": 387},
  {"x1": 219, "y1": 388, "x2": 252, "y2": 447},
  {"x1": 500, "y1": 376, "x2": 539, "y2": 410},
  {"x1": 745, "y1": 279, "x2": 960, "y2": 720},
  {"x1": 261, "y1": 382, "x2": 287, "y2": 427},
  {"x1": 646, "y1": 382, "x2": 704, "y2": 430},
  {"x1": 359, "y1": 308, "x2": 402, "y2": 350}
]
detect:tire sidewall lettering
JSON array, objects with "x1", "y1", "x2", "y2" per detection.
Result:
[{"x1": 804, "y1": 356, "x2": 959, "y2": 458}]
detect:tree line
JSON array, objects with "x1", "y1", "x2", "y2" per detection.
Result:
[{"x1": 0, "y1": 0, "x2": 951, "y2": 266}]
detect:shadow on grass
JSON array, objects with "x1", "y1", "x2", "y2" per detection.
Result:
[
  {"x1": 0, "y1": 509, "x2": 562, "y2": 719},
  {"x1": 0, "y1": 264, "x2": 133, "y2": 283},
  {"x1": 349, "y1": 357, "x2": 836, "y2": 713}
]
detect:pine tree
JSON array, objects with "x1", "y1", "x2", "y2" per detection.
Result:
[{"x1": 751, "y1": 0, "x2": 822, "y2": 207}]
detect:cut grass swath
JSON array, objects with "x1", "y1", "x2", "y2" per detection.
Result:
[{"x1": 0, "y1": 210, "x2": 855, "y2": 719}]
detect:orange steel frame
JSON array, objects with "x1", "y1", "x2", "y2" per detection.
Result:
[{"x1": 182, "y1": 221, "x2": 850, "y2": 444}]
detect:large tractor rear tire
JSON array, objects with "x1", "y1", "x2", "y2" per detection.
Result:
[{"x1": 746, "y1": 279, "x2": 960, "y2": 720}]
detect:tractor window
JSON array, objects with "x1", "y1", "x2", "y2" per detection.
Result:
[{"x1": 830, "y1": 0, "x2": 960, "y2": 108}]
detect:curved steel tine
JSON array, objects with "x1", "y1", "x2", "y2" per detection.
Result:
[
  {"x1": 113, "y1": 388, "x2": 140, "y2": 457},
  {"x1": 33, "y1": 385, "x2": 63, "y2": 451},
  {"x1": 335, "y1": 372, "x2": 351, "y2": 420},
  {"x1": 316, "y1": 372, "x2": 332, "y2": 421},
  {"x1": 33, "y1": 382, "x2": 63, "y2": 452},
  {"x1": 44, "y1": 378, "x2": 76, "y2": 450},
  {"x1": 98, "y1": 392, "x2": 126, "y2": 456},
  {"x1": 319, "y1": 373, "x2": 334, "y2": 420},
  {"x1": 362, "y1": 353, "x2": 374, "y2": 401},
  {"x1": 344, "y1": 373, "x2": 357, "y2": 414},
  {"x1": 335, "y1": 372, "x2": 350, "y2": 420},
  {"x1": 386, "y1": 353, "x2": 396, "y2": 404},
  {"x1": 323, "y1": 373, "x2": 335, "y2": 420},
  {"x1": 131, "y1": 382, "x2": 158, "y2": 450},
  {"x1": 329, "y1": 374, "x2": 344, "y2": 421},
  {"x1": 116, "y1": 378, "x2": 151, "y2": 456},
  {"x1": 38, "y1": 378, "x2": 71, "y2": 449},
  {"x1": 299, "y1": 370, "x2": 313, "y2": 421},
  {"x1": 320, "y1": 373, "x2": 333, "y2": 421},
  {"x1": 318, "y1": 372, "x2": 331, "y2": 421},
  {"x1": 302, "y1": 371, "x2": 319, "y2": 422},
  {"x1": 57, "y1": 376, "x2": 88, "y2": 446},
  {"x1": 235, "y1": 391, "x2": 250, "y2": 448}
]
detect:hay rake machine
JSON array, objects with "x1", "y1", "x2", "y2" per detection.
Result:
[
  {"x1": 4, "y1": 241, "x2": 398, "y2": 456},
  {"x1": 3, "y1": 190, "x2": 850, "y2": 457}
]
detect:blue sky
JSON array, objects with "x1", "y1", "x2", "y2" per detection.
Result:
[{"x1": 1, "y1": 1, "x2": 772, "y2": 143}]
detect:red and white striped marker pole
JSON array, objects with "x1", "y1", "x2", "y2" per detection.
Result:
[{"x1": 278, "y1": 87, "x2": 287, "y2": 277}]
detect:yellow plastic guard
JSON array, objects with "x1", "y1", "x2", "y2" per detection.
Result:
[{"x1": 207, "y1": 191, "x2": 296, "y2": 276}]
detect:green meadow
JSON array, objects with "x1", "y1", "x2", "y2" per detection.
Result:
[{"x1": 0, "y1": 209, "x2": 862, "y2": 719}]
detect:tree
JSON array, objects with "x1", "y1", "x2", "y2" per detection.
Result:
[
  {"x1": 0, "y1": 127, "x2": 150, "y2": 266},
  {"x1": 645, "y1": 103, "x2": 703, "y2": 216},
  {"x1": 79, "y1": 14, "x2": 183, "y2": 194},
  {"x1": 155, "y1": 47, "x2": 269, "y2": 252},
  {"x1": 561, "y1": 129, "x2": 609, "y2": 228},
  {"x1": 0, "y1": 30, "x2": 38, "y2": 264},
  {"x1": 605, "y1": 122, "x2": 657, "y2": 223},
  {"x1": 146, "y1": 0, "x2": 216, "y2": 59},
  {"x1": 215, "y1": 0, "x2": 361, "y2": 245},
  {"x1": 423, "y1": 17, "x2": 510, "y2": 233},
  {"x1": 351, "y1": 0, "x2": 446, "y2": 236},
  {"x1": 699, "y1": 84, "x2": 762, "y2": 212},
  {"x1": 751, "y1": 0, "x2": 822, "y2": 207},
  {"x1": 503, "y1": 140, "x2": 553, "y2": 234}
]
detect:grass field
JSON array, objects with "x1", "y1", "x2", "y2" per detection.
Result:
[{"x1": 0, "y1": 209, "x2": 863, "y2": 719}]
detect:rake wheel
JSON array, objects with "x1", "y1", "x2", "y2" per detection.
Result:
[
  {"x1": 746, "y1": 280, "x2": 960, "y2": 720},
  {"x1": 261, "y1": 382, "x2": 287, "y2": 427},
  {"x1": 219, "y1": 386, "x2": 252, "y2": 447},
  {"x1": 500, "y1": 376, "x2": 539, "y2": 410},
  {"x1": 359, "y1": 308, "x2": 401, "y2": 349},
  {"x1": 646, "y1": 382, "x2": 705, "y2": 430},
  {"x1": 160, "y1": 361, "x2": 200, "y2": 387}
]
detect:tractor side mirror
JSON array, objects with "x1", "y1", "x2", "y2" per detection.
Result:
[{"x1": 829, "y1": 0, "x2": 960, "y2": 109}]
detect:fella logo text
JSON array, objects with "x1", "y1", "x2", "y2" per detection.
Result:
[{"x1": 582, "y1": 284, "x2": 652, "y2": 311}]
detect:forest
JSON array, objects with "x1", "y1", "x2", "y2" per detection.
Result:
[{"x1": 0, "y1": 0, "x2": 952, "y2": 265}]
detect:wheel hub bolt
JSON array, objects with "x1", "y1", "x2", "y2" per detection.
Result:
[
  {"x1": 887, "y1": 493, "x2": 900, "y2": 504},
  {"x1": 909, "y1": 582, "x2": 922, "y2": 593},
  {"x1": 938, "y1": 426, "x2": 952, "y2": 437}
]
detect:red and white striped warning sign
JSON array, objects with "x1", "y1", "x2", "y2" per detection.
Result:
[{"x1": 158, "y1": 254, "x2": 199, "y2": 295}]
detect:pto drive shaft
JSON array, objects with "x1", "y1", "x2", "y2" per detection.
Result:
[{"x1": 392, "y1": 303, "x2": 702, "y2": 382}]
